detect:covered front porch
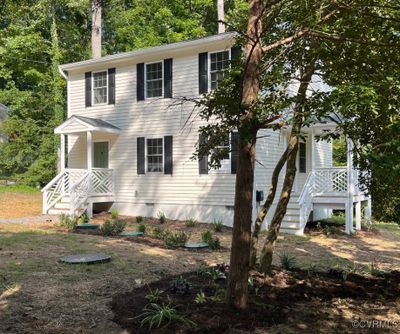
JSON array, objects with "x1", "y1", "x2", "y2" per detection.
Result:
[
  {"x1": 298, "y1": 121, "x2": 372, "y2": 235},
  {"x1": 42, "y1": 115, "x2": 121, "y2": 216}
]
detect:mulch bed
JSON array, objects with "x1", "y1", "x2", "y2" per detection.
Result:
[{"x1": 110, "y1": 265, "x2": 400, "y2": 334}]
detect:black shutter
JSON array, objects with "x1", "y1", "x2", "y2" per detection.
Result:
[
  {"x1": 198, "y1": 134, "x2": 208, "y2": 174},
  {"x1": 198, "y1": 52, "x2": 208, "y2": 94},
  {"x1": 108, "y1": 68, "x2": 115, "y2": 104},
  {"x1": 164, "y1": 136, "x2": 173, "y2": 174},
  {"x1": 299, "y1": 142, "x2": 306, "y2": 173},
  {"x1": 231, "y1": 46, "x2": 241, "y2": 61},
  {"x1": 164, "y1": 58, "x2": 173, "y2": 98},
  {"x1": 137, "y1": 137, "x2": 145, "y2": 174},
  {"x1": 137, "y1": 63, "x2": 145, "y2": 101},
  {"x1": 85, "y1": 72, "x2": 92, "y2": 107},
  {"x1": 231, "y1": 132, "x2": 240, "y2": 174}
]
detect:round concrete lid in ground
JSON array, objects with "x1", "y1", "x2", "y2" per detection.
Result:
[
  {"x1": 60, "y1": 253, "x2": 111, "y2": 264},
  {"x1": 119, "y1": 231, "x2": 144, "y2": 236},
  {"x1": 183, "y1": 242, "x2": 209, "y2": 249}
]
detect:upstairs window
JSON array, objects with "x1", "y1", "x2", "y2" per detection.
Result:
[
  {"x1": 147, "y1": 138, "x2": 163, "y2": 172},
  {"x1": 146, "y1": 62, "x2": 163, "y2": 98},
  {"x1": 210, "y1": 51, "x2": 230, "y2": 90},
  {"x1": 92, "y1": 71, "x2": 108, "y2": 104},
  {"x1": 214, "y1": 134, "x2": 230, "y2": 160}
]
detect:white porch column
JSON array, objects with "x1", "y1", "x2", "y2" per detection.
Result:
[
  {"x1": 311, "y1": 129, "x2": 315, "y2": 171},
  {"x1": 365, "y1": 197, "x2": 372, "y2": 222},
  {"x1": 87, "y1": 131, "x2": 93, "y2": 170},
  {"x1": 355, "y1": 201, "x2": 362, "y2": 230},
  {"x1": 60, "y1": 134, "x2": 66, "y2": 171},
  {"x1": 345, "y1": 137, "x2": 354, "y2": 234}
]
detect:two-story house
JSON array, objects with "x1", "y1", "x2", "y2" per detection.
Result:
[{"x1": 42, "y1": 32, "x2": 371, "y2": 235}]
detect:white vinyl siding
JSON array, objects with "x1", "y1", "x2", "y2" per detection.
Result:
[{"x1": 92, "y1": 71, "x2": 108, "y2": 104}]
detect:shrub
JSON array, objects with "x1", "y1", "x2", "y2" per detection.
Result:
[
  {"x1": 59, "y1": 214, "x2": 78, "y2": 229},
  {"x1": 212, "y1": 219, "x2": 224, "y2": 232},
  {"x1": 110, "y1": 209, "x2": 119, "y2": 219},
  {"x1": 157, "y1": 211, "x2": 166, "y2": 224},
  {"x1": 280, "y1": 253, "x2": 297, "y2": 270},
  {"x1": 137, "y1": 223, "x2": 146, "y2": 233},
  {"x1": 136, "y1": 216, "x2": 144, "y2": 224},
  {"x1": 79, "y1": 213, "x2": 89, "y2": 225},
  {"x1": 139, "y1": 303, "x2": 195, "y2": 329},
  {"x1": 101, "y1": 219, "x2": 127, "y2": 236},
  {"x1": 185, "y1": 218, "x2": 197, "y2": 227},
  {"x1": 169, "y1": 276, "x2": 191, "y2": 295},
  {"x1": 194, "y1": 291, "x2": 207, "y2": 304},
  {"x1": 201, "y1": 230, "x2": 221, "y2": 250},
  {"x1": 149, "y1": 226, "x2": 166, "y2": 240},
  {"x1": 164, "y1": 231, "x2": 189, "y2": 248}
]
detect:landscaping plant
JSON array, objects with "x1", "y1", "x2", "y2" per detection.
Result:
[
  {"x1": 201, "y1": 230, "x2": 221, "y2": 250},
  {"x1": 185, "y1": 218, "x2": 197, "y2": 227},
  {"x1": 212, "y1": 219, "x2": 224, "y2": 232},
  {"x1": 59, "y1": 214, "x2": 78, "y2": 230},
  {"x1": 136, "y1": 216, "x2": 144, "y2": 224},
  {"x1": 157, "y1": 211, "x2": 166, "y2": 224},
  {"x1": 164, "y1": 231, "x2": 189, "y2": 248},
  {"x1": 280, "y1": 253, "x2": 297, "y2": 270},
  {"x1": 101, "y1": 219, "x2": 127, "y2": 236},
  {"x1": 139, "y1": 303, "x2": 194, "y2": 330},
  {"x1": 110, "y1": 209, "x2": 119, "y2": 220},
  {"x1": 137, "y1": 223, "x2": 146, "y2": 234},
  {"x1": 79, "y1": 212, "x2": 89, "y2": 225}
]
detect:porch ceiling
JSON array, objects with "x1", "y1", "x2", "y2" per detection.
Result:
[{"x1": 54, "y1": 115, "x2": 121, "y2": 135}]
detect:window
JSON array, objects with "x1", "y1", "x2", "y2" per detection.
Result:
[
  {"x1": 299, "y1": 142, "x2": 306, "y2": 173},
  {"x1": 93, "y1": 71, "x2": 108, "y2": 104},
  {"x1": 146, "y1": 62, "x2": 163, "y2": 98},
  {"x1": 214, "y1": 134, "x2": 230, "y2": 160},
  {"x1": 147, "y1": 138, "x2": 163, "y2": 172},
  {"x1": 210, "y1": 51, "x2": 230, "y2": 90}
]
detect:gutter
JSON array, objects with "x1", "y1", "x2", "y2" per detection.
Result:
[{"x1": 58, "y1": 66, "x2": 68, "y2": 80}]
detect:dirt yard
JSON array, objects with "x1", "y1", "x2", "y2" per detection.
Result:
[
  {"x1": 0, "y1": 185, "x2": 41, "y2": 218},
  {"x1": 1, "y1": 213, "x2": 400, "y2": 334}
]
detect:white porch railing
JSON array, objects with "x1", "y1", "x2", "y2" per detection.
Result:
[
  {"x1": 313, "y1": 167, "x2": 348, "y2": 195},
  {"x1": 42, "y1": 168, "x2": 114, "y2": 214},
  {"x1": 298, "y1": 171, "x2": 315, "y2": 228}
]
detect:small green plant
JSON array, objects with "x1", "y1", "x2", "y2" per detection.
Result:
[
  {"x1": 110, "y1": 209, "x2": 119, "y2": 219},
  {"x1": 194, "y1": 291, "x2": 207, "y2": 304},
  {"x1": 139, "y1": 303, "x2": 195, "y2": 329},
  {"x1": 149, "y1": 226, "x2": 166, "y2": 239},
  {"x1": 369, "y1": 261, "x2": 385, "y2": 277},
  {"x1": 164, "y1": 231, "x2": 189, "y2": 248},
  {"x1": 307, "y1": 263, "x2": 319, "y2": 277},
  {"x1": 59, "y1": 214, "x2": 79, "y2": 229},
  {"x1": 185, "y1": 218, "x2": 197, "y2": 227},
  {"x1": 136, "y1": 216, "x2": 144, "y2": 224},
  {"x1": 201, "y1": 230, "x2": 221, "y2": 250},
  {"x1": 212, "y1": 219, "x2": 224, "y2": 232},
  {"x1": 322, "y1": 225, "x2": 338, "y2": 236},
  {"x1": 101, "y1": 219, "x2": 127, "y2": 236},
  {"x1": 209, "y1": 287, "x2": 226, "y2": 303},
  {"x1": 169, "y1": 276, "x2": 191, "y2": 295},
  {"x1": 145, "y1": 287, "x2": 163, "y2": 303},
  {"x1": 158, "y1": 211, "x2": 166, "y2": 224},
  {"x1": 79, "y1": 212, "x2": 89, "y2": 224},
  {"x1": 137, "y1": 223, "x2": 146, "y2": 233},
  {"x1": 248, "y1": 275, "x2": 260, "y2": 296},
  {"x1": 280, "y1": 253, "x2": 297, "y2": 270}
]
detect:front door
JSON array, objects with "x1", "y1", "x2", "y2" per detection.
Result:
[{"x1": 93, "y1": 141, "x2": 109, "y2": 168}]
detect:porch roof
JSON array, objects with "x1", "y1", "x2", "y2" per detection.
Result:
[{"x1": 55, "y1": 115, "x2": 121, "y2": 135}]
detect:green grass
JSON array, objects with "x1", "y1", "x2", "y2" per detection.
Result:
[
  {"x1": 372, "y1": 221, "x2": 400, "y2": 232},
  {"x1": 0, "y1": 184, "x2": 40, "y2": 193}
]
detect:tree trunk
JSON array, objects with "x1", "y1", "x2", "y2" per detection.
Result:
[
  {"x1": 226, "y1": 0, "x2": 264, "y2": 309},
  {"x1": 226, "y1": 132, "x2": 257, "y2": 308},
  {"x1": 258, "y1": 61, "x2": 316, "y2": 275},
  {"x1": 249, "y1": 146, "x2": 288, "y2": 268},
  {"x1": 91, "y1": 0, "x2": 102, "y2": 59}
]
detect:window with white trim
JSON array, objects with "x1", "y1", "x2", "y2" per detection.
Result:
[
  {"x1": 146, "y1": 62, "x2": 163, "y2": 98},
  {"x1": 93, "y1": 71, "x2": 108, "y2": 104},
  {"x1": 210, "y1": 133, "x2": 231, "y2": 174},
  {"x1": 214, "y1": 134, "x2": 230, "y2": 160},
  {"x1": 147, "y1": 138, "x2": 163, "y2": 172},
  {"x1": 210, "y1": 51, "x2": 230, "y2": 90}
]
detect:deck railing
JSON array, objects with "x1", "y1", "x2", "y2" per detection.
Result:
[
  {"x1": 313, "y1": 167, "x2": 348, "y2": 195},
  {"x1": 42, "y1": 168, "x2": 114, "y2": 214}
]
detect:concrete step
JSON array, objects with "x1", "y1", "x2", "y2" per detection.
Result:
[
  {"x1": 280, "y1": 226, "x2": 304, "y2": 235},
  {"x1": 48, "y1": 208, "x2": 70, "y2": 215},
  {"x1": 54, "y1": 202, "x2": 70, "y2": 210},
  {"x1": 281, "y1": 219, "x2": 301, "y2": 227},
  {"x1": 60, "y1": 196, "x2": 71, "y2": 203}
]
